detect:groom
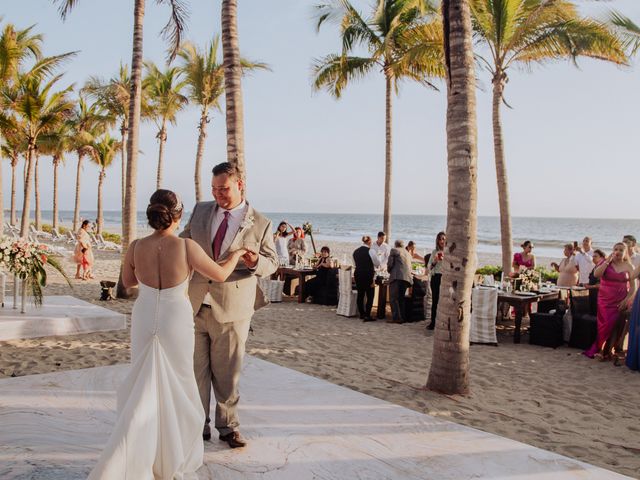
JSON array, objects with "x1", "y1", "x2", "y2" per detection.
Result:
[{"x1": 180, "y1": 162, "x2": 278, "y2": 448}]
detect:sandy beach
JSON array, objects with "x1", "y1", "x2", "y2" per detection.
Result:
[{"x1": 1, "y1": 247, "x2": 638, "y2": 478}]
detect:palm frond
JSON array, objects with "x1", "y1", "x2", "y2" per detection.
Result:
[
  {"x1": 155, "y1": 0, "x2": 190, "y2": 62},
  {"x1": 312, "y1": 54, "x2": 379, "y2": 98},
  {"x1": 609, "y1": 11, "x2": 640, "y2": 56}
]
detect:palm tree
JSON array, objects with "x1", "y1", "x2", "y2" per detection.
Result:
[
  {"x1": 55, "y1": 0, "x2": 189, "y2": 299},
  {"x1": 83, "y1": 63, "x2": 133, "y2": 209},
  {"x1": 609, "y1": 12, "x2": 640, "y2": 57},
  {"x1": 425, "y1": 0, "x2": 478, "y2": 395},
  {"x1": 221, "y1": 0, "x2": 246, "y2": 180},
  {"x1": 90, "y1": 133, "x2": 120, "y2": 235},
  {"x1": 0, "y1": 123, "x2": 24, "y2": 226},
  {"x1": 471, "y1": 0, "x2": 627, "y2": 275},
  {"x1": 179, "y1": 37, "x2": 269, "y2": 201},
  {"x1": 143, "y1": 62, "x2": 188, "y2": 190},
  {"x1": 38, "y1": 122, "x2": 73, "y2": 231},
  {"x1": 0, "y1": 23, "x2": 44, "y2": 227},
  {"x1": 68, "y1": 96, "x2": 110, "y2": 231},
  {"x1": 313, "y1": 0, "x2": 445, "y2": 237},
  {"x1": 1, "y1": 72, "x2": 74, "y2": 237}
]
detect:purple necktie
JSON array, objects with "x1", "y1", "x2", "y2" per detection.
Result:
[{"x1": 212, "y1": 211, "x2": 230, "y2": 260}]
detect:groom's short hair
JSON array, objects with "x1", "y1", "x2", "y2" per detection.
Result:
[{"x1": 212, "y1": 162, "x2": 240, "y2": 178}]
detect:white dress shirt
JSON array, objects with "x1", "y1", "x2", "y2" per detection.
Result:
[
  {"x1": 575, "y1": 249, "x2": 594, "y2": 284},
  {"x1": 630, "y1": 252, "x2": 640, "y2": 269},
  {"x1": 203, "y1": 200, "x2": 247, "y2": 305},
  {"x1": 371, "y1": 242, "x2": 390, "y2": 266},
  {"x1": 368, "y1": 246, "x2": 381, "y2": 268}
]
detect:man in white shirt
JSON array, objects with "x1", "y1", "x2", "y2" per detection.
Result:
[
  {"x1": 575, "y1": 236, "x2": 594, "y2": 286},
  {"x1": 623, "y1": 235, "x2": 640, "y2": 269},
  {"x1": 370, "y1": 231, "x2": 390, "y2": 267}
]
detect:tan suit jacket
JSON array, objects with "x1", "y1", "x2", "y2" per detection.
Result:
[{"x1": 180, "y1": 200, "x2": 278, "y2": 323}]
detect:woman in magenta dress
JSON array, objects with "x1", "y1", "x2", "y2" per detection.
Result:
[
  {"x1": 512, "y1": 241, "x2": 536, "y2": 273},
  {"x1": 584, "y1": 243, "x2": 635, "y2": 359}
]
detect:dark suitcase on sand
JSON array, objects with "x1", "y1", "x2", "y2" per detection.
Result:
[{"x1": 529, "y1": 312, "x2": 564, "y2": 348}]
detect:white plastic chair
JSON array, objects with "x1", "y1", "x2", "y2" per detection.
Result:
[
  {"x1": 336, "y1": 268, "x2": 358, "y2": 317},
  {"x1": 258, "y1": 277, "x2": 284, "y2": 303}
]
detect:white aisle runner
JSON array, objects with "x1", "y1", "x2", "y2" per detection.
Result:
[{"x1": 0, "y1": 357, "x2": 631, "y2": 480}]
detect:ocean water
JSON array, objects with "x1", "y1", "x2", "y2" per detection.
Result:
[{"x1": 25, "y1": 210, "x2": 640, "y2": 258}]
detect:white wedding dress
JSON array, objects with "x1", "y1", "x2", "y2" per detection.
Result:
[{"x1": 88, "y1": 276, "x2": 204, "y2": 480}]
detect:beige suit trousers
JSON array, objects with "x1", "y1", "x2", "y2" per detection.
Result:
[{"x1": 193, "y1": 305, "x2": 251, "y2": 436}]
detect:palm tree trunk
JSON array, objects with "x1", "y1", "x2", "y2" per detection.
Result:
[
  {"x1": 221, "y1": 0, "x2": 246, "y2": 180},
  {"x1": 194, "y1": 108, "x2": 209, "y2": 202},
  {"x1": 0, "y1": 154, "x2": 4, "y2": 228},
  {"x1": 426, "y1": 0, "x2": 478, "y2": 395},
  {"x1": 73, "y1": 151, "x2": 83, "y2": 232},
  {"x1": 118, "y1": 0, "x2": 145, "y2": 299},
  {"x1": 383, "y1": 72, "x2": 393, "y2": 238},
  {"x1": 120, "y1": 122, "x2": 128, "y2": 208},
  {"x1": 156, "y1": 123, "x2": 167, "y2": 190},
  {"x1": 10, "y1": 160, "x2": 17, "y2": 226},
  {"x1": 52, "y1": 158, "x2": 60, "y2": 231},
  {"x1": 34, "y1": 153, "x2": 41, "y2": 231},
  {"x1": 492, "y1": 73, "x2": 513, "y2": 276},
  {"x1": 97, "y1": 170, "x2": 105, "y2": 235},
  {"x1": 19, "y1": 145, "x2": 36, "y2": 238}
]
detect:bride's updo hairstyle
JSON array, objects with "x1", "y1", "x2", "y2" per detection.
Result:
[{"x1": 146, "y1": 189, "x2": 183, "y2": 230}]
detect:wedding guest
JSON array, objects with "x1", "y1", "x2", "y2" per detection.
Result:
[
  {"x1": 370, "y1": 231, "x2": 390, "y2": 267},
  {"x1": 73, "y1": 220, "x2": 94, "y2": 280},
  {"x1": 623, "y1": 235, "x2": 640, "y2": 268},
  {"x1": 626, "y1": 265, "x2": 640, "y2": 371},
  {"x1": 583, "y1": 243, "x2": 635, "y2": 360},
  {"x1": 353, "y1": 236, "x2": 378, "y2": 321},
  {"x1": 575, "y1": 236, "x2": 594, "y2": 286},
  {"x1": 512, "y1": 240, "x2": 535, "y2": 273},
  {"x1": 406, "y1": 241, "x2": 425, "y2": 263},
  {"x1": 427, "y1": 231, "x2": 446, "y2": 330},
  {"x1": 274, "y1": 221, "x2": 294, "y2": 262},
  {"x1": 305, "y1": 246, "x2": 337, "y2": 305},
  {"x1": 287, "y1": 227, "x2": 307, "y2": 265},
  {"x1": 550, "y1": 243, "x2": 579, "y2": 287},
  {"x1": 387, "y1": 240, "x2": 413, "y2": 323}
]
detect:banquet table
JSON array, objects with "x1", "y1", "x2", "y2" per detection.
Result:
[
  {"x1": 274, "y1": 267, "x2": 318, "y2": 303},
  {"x1": 497, "y1": 290, "x2": 562, "y2": 343},
  {"x1": 375, "y1": 273, "x2": 429, "y2": 320}
]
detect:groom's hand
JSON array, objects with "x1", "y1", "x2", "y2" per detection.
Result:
[{"x1": 242, "y1": 250, "x2": 259, "y2": 269}]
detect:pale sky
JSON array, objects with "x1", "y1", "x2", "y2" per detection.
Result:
[{"x1": 3, "y1": 0, "x2": 639, "y2": 219}]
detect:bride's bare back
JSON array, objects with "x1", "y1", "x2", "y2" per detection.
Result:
[{"x1": 123, "y1": 233, "x2": 245, "y2": 290}]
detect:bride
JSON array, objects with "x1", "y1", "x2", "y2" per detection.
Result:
[{"x1": 88, "y1": 189, "x2": 250, "y2": 480}]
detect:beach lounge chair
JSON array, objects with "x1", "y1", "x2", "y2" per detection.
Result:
[
  {"x1": 30, "y1": 225, "x2": 52, "y2": 241},
  {"x1": 336, "y1": 267, "x2": 358, "y2": 317},
  {"x1": 51, "y1": 228, "x2": 66, "y2": 243},
  {"x1": 97, "y1": 233, "x2": 121, "y2": 252},
  {"x1": 66, "y1": 231, "x2": 78, "y2": 244}
]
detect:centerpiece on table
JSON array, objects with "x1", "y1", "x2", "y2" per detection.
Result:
[
  {"x1": 0, "y1": 237, "x2": 70, "y2": 313},
  {"x1": 517, "y1": 268, "x2": 541, "y2": 292},
  {"x1": 302, "y1": 222, "x2": 317, "y2": 255}
]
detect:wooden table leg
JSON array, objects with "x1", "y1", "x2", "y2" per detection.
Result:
[
  {"x1": 298, "y1": 275, "x2": 305, "y2": 303},
  {"x1": 513, "y1": 303, "x2": 525, "y2": 344}
]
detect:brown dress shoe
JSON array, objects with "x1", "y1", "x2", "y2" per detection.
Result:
[
  {"x1": 219, "y1": 431, "x2": 247, "y2": 448},
  {"x1": 203, "y1": 424, "x2": 211, "y2": 441}
]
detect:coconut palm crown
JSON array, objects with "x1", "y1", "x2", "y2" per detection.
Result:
[
  {"x1": 470, "y1": 0, "x2": 628, "y2": 274},
  {"x1": 313, "y1": 0, "x2": 446, "y2": 237}
]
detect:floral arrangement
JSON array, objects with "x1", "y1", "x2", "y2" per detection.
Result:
[
  {"x1": 518, "y1": 268, "x2": 541, "y2": 292},
  {"x1": 302, "y1": 222, "x2": 317, "y2": 254},
  {"x1": 0, "y1": 237, "x2": 69, "y2": 307}
]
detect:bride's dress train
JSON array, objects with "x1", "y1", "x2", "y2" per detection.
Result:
[{"x1": 89, "y1": 278, "x2": 204, "y2": 480}]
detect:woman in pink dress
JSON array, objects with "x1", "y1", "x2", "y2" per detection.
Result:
[
  {"x1": 512, "y1": 241, "x2": 535, "y2": 273},
  {"x1": 584, "y1": 242, "x2": 635, "y2": 359}
]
